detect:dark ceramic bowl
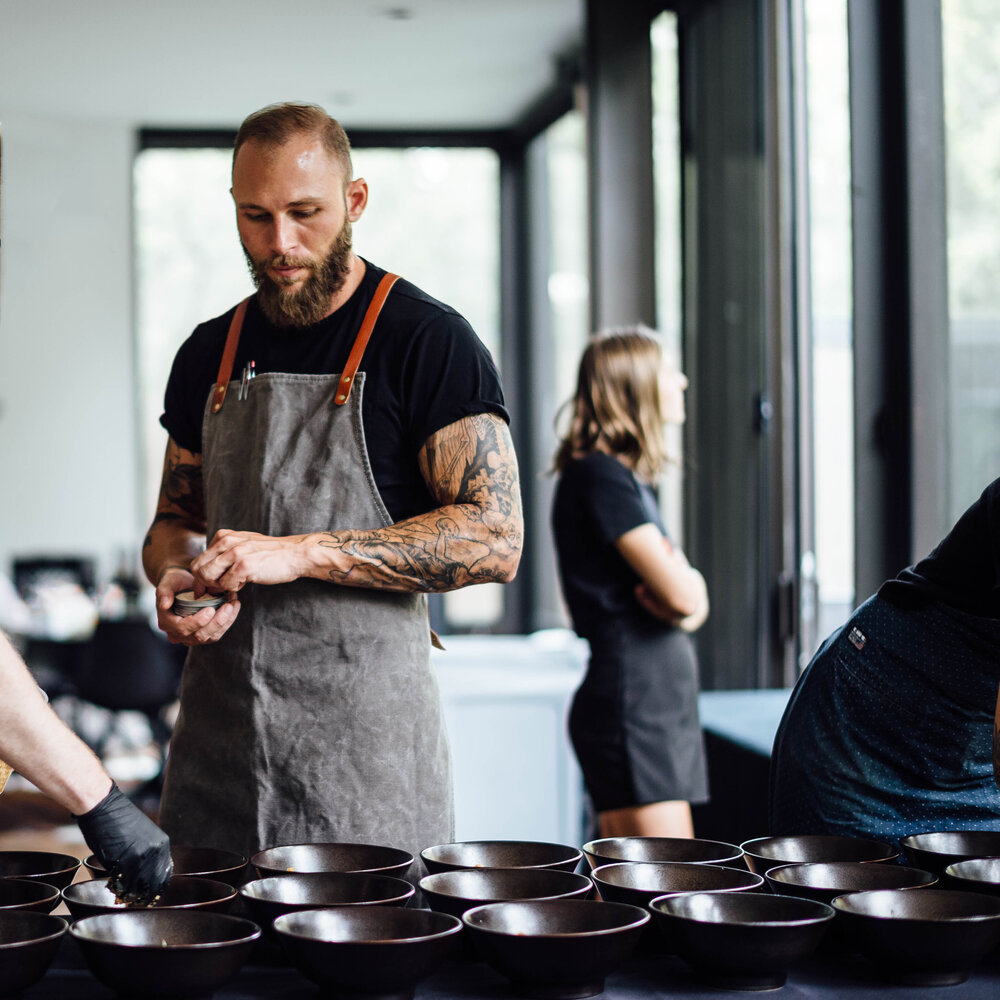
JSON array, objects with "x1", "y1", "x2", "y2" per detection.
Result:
[
  {"x1": 421, "y1": 840, "x2": 582, "y2": 875},
  {"x1": 421, "y1": 868, "x2": 593, "y2": 921},
  {"x1": 0, "y1": 911, "x2": 67, "y2": 997},
  {"x1": 462, "y1": 898, "x2": 649, "y2": 999},
  {"x1": 0, "y1": 878, "x2": 61, "y2": 914},
  {"x1": 0, "y1": 850, "x2": 82, "y2": 891},
  {"x1": 833, "y1": 888, "x2": 1000, "y2": 986},
  {"x1": 239, "y1": 872, "x2": 415, "y2": 932},
  {"x1": 593, "y1": 861, "x2": 763, "y2": 953},
  {"x1": 765, "y1": 861, "x2": 938, "y2": 903},
  {"x1": 70, "y1": 910, "x2": 260, "y2": 999},
  {"x1": 274, "y1": 906, "x2": 462, "y2": 1000},
  {"x1": 901, "y1": 831, "x2": 1000, "y2": 877},
  {"x1": 63, "y1": 876, "x2": 237, "y2": 919},
  {"x1": 740, "y1": 835, "x2": 898, "y2": 875},
  {"x1": 594, "y1": 861, "x2": 763, "y2": 905},
  {"x1": 252, "y1": 842, "x2": 413, "y2": 880},
  {"x1": 582, "y1": 837, "x2": 743, "y2": 870},
  {"x1": 85, "y1": 845, "x2": 248, "y2": 885},
  {"x1": 650, "y1": 890, "x2": 834, "y2": 990},
  {"x1": 944, "y1": 857, "x2": 1000, "y2": 896}
]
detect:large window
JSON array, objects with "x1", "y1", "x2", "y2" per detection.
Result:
[
  {"x1": 804, "y1": 0, "x2": 854, "y2": 644},
  {"x1": 651, "y1": 11, "x2": 684, "y2": 534},
  {"x1": 545, "y1": 110, "x2": 589, "y2": 428},
  {"x1": 134, "y1": 142, "x2": 501, "y2": 631},
  {"x1": 942, "y1": 0, "x2": 1000, "y2": 521}
]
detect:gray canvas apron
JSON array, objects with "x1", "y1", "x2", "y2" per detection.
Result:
[{"x1": 160, "y1": 275, "x2": 454, "y2": 871}]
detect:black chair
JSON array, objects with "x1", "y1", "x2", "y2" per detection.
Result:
[{"x1": 74, "y1": 619, "x2": 184, "y2": 774}]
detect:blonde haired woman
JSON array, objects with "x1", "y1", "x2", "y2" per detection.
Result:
[{"x1": 552, "y1": 327, "x2": 709, "y2": 838}]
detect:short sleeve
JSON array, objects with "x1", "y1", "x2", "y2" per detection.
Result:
[
  {"x1": 568, "y1": 454, "x2": 655, "y2": 546},
  {"x1": 399, "y1": 310, "x2": 508, "y2": 448}
]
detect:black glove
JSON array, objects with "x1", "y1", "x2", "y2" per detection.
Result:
[{"x1": 75, "y1": 783, "x2": 173, "y2": 904}]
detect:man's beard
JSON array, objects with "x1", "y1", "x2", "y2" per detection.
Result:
[{"x1": 244, "y1": 220, "x2": 353, "y2": 328}]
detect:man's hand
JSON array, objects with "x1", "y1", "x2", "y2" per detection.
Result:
[
  {"x1": 75, "y1": 784, "x2": 173, "y2": 905},
  {"x1": 154, "y1": 565, "x2": 240, "y2": 646},
  {"x1": 190, "y1": 530, "x2": 313, "y2": 592}
]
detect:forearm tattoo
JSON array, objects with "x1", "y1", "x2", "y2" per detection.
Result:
[
  {"x1": 143, "y1": 447, "x2": 206, "y2": 551},
  {"x1": 319, "y1": 413, "x2": 523, "y2": 592}
]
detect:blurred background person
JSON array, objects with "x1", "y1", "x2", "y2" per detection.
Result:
[{"x1": 551, "y1": 326, "x2": 709, "y2": 838}]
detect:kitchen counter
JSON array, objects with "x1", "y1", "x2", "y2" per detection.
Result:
[{"x1": 24, "y1": 934, "x2": 1000, "y2": 999}]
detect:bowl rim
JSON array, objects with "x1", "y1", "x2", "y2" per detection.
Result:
[
  {"x1": 68, "y1": 910, "x2": 261, "y2": 949},
  {"x1": 582, "y1": 836, "x2": 743, "y2": 862},
  {"x1": 251, "y1": 842, "x2": 413, "y2": 873},
  {"x1": 63, "y1": 875, "x2": 238, "y2": 910},
  {"x1": 945, "y1": 858, "x2": 1000, "y2": 882},
  {"x1": 739, "y1": 834, "x2": 897, "y2": 860},
  {"x1": 418, "y1": 868, "x2": 592, "y2": 900},
  {"x1": 239, "y1": 872, "x2": 416, "y2": 905},
  {"x1": 273, "y1": 906, "x2": 463, "y2": 944},
  {"x1": 0, "y1": 912, "x2": 68, "y2": 949},
  {"x1": 0, "y1": 851, "x2": 82, "y2": 877},
  {"x1": 831, "y1": 887, "x2": 1000, "y2": 922},
  {"x1": 420, "y1": 840, "x2": 582, "y2": 866},
  {"x1": 592, "y1": 860, "x2": 762, "y2": 891},
  {"x1": 0, "y1": 877, "x2": 62, "y2": 906},
  {"x1": 765, "y1": 861, "x2": 937, "y2": 888},
  {"x1": 461, "y1": 897, "x2": 651, "y2": 938},
  {"x1": 650, "y1": 889, "x2": 836, "y2": 927},
  {"x1": 901, "y1": 830, "x2": 1000, "y2": 853},
  {"x1": 85, "y1": 847, "x2": 248, "y2": 877}
]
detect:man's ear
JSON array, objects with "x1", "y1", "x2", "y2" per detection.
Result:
[{"x1": 346, "y1": 178, "x2": 368, "y2": 222}]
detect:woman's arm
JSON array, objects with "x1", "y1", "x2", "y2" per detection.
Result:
[{"x1": 616, "y1": 523, "x2": 709, "y2": 631}]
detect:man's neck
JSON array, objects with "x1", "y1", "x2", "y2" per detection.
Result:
[{"x1": 321, "y1": 254, "x2": 366, "y2": 320}]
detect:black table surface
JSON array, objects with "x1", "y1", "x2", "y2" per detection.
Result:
[{"x1": 20, "y1": 932, "x2": 1000, "y2": 1000}]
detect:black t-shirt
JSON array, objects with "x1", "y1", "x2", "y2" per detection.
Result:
[
  {"x1": 551, "y1": 452, "x2": 667, "y2": 637},
  {"x1": 160, "y1": 260, "x2": 509, "y2": 523},
  {"x1": 880, "y1": 477, "x2": 1000, "y2": 618}
]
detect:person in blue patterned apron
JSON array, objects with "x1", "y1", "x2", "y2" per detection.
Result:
[
  {"x1": 141, "y1": 103, "x2": 523, "y2": 870},
  {"x1": 770, "y1": 477, "x2": 1000, "y2": 846}
]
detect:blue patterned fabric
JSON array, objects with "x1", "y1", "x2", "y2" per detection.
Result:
[{"x1": 770, "y1": 593, "x2": 1000, "y2": 846}]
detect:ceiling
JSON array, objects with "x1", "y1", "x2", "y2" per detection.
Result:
[{"x1": 0, "y1": 0, "x2": 583, "y2": 132}]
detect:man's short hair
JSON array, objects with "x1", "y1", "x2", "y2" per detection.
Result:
[{"x1": 233, "y1": 103, "x2": 353, "y2": 181}]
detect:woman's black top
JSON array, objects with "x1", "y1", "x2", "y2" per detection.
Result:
[{"x1": 551, "y1": 452, "x2": 667, "y2": 638}]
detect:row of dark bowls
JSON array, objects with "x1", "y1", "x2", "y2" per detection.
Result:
[{"x1": 7, "y1": 831, "x2": 1000, "y2": 998}]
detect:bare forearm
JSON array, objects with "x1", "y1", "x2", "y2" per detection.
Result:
[{"x1": 0, "y1": 633, "x2": 110, "y2": 814}]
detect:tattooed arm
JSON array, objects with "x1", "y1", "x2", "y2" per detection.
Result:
[
  {"x1": 190, "y1": 412, "x2": 524, "y2": 594},
  {"x1": 142, "y1": 437, "x2": 240, "y2": 644}
]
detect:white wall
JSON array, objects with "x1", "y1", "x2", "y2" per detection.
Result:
[{"x1": 0, "y1": 112, "x2": 140, "y2": 583}]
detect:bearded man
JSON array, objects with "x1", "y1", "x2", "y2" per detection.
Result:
[{"x1": 142, "y1": 103, "x2": 523, "y2": 869}]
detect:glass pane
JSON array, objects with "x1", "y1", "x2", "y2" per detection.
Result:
[
  {"x1": 651, "y1": 11, "x2": 684, "y2": 531},
  {"x1": 352, "y1": 147, "x2": 501, "y2": 365},
  {"x1": 134, "y1": 147, "x2": 252, "y2": 521},
  {"x1": 546, "y1": 110, "x2": 590, "y2": 417},
  {"x1": 804, "y1": 0, "x2": 854, "y2": 644},
  {"x1": 942, "y1": 0, "x2": 1000, "y2": 521}
]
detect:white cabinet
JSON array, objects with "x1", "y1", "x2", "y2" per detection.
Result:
[{"x1": 432, "y1": 631, "x2": 588, "y2": 848}]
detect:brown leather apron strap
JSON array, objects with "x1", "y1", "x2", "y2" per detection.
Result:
[
  {"x1": 210, "y1": 297, "x2": 251, "y2": 414},
  {"x1": 334, "y1": 273, "x2": 399, "y2": 406}
]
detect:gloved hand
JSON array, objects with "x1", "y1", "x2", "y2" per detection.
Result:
[{"x1": 75, "y1": 783, "x2": 172, "y2": 904}]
